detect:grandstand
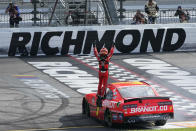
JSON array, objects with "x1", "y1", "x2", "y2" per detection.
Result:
[{"x1": 0, "y1": 0, "x2": 196, "y2": 28}]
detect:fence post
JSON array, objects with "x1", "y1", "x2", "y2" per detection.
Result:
[
  {"x1": 117, "y1": 0, "x2": 126, "y2": 22},
  {"x1": 31, "y1": 0, "x2": 40, "y2": 26},
  {"x1": 84, "y1": 0, "x2": 88, "y2": 25}
]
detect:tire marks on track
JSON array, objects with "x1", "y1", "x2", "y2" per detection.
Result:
[{"x1": 0, "y1": 86, "x2": 69, "y2": 125}]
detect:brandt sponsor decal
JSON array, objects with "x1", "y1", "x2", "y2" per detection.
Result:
[
  {"x1": 28, "y1": 62, "x2": 98, "y2": 94},
  {"x1": 130, "y1": 106, "x2": 168, "y2": 113},
  {"x1": 102, "y1": 100, "x2": 117, "y2": 108},
  {"x1": 8, "y1": 28, "x2": 186, "y2": 56},
  {"x1": 123, "y1": 58, "x2": 196, "y2": 95}
]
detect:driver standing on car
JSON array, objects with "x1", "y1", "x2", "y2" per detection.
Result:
[{"x1": 93, "y1": 42, "x2": 115, "y2": 106}]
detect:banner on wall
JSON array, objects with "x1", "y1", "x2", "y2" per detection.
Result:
[{"x1": 0, "y1": 24, "x2": 196, "y2": 56}]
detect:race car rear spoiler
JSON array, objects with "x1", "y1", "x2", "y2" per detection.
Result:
[{"x1": 124, "y1": 97, "x2": 170, "y2": 103}]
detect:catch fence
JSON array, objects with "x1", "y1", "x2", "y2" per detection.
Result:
[{"x1": 0, "y1": 0, "x2": 196, "y2": 28}]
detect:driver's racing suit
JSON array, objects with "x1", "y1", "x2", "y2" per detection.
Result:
[{"x1": 93, "y1": 46, "x2": 114, "y2": 97}]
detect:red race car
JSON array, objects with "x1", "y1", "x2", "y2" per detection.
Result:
[{"x1": 82, "y1": 81, "x2": 174, "y2": 127}]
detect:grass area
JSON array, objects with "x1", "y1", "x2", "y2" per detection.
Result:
[{"x1": 143, "y1": 128, "x2": 196, "y2": 131}]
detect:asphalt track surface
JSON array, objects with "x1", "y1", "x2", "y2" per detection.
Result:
[{"x1": 0, "y1": 52, "x2": 196, "y2": 131}]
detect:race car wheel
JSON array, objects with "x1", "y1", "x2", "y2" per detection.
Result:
[
  {"x1": 82, "y1": 98, "x2": 90, "y2": 117},
  {"x1": 155, "y1": 120, "x2": 167, "y2": 126},
  {"x1": 85, "y1": 103, "x2": 90, "y2": 117},
  {"x1": 104, "y1": 109, "x2": 113, "y2": 127},
  {"x1": 82, "y1": 98, "x2": 86, "y2": 114}
]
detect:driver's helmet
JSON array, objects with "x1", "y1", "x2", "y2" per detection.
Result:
[{"x1": 99, "y1": 48, "x2": 108, "y2": 56}]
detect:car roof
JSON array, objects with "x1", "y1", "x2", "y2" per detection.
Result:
[{"x1": 109, "y1": 81, "x2": 150, "y2": 88}]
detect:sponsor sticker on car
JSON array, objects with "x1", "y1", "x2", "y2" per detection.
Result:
[
  {"x1": 102, "y1": 100, "x2": 117, "y2": 108},
  {"x1": 130, "y1": 106, "x2": 168, "y2": 113}
]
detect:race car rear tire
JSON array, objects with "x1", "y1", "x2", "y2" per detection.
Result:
[
  {"x1": 82, "y1": 98, "x2": 90, "y2": 117},
  {"x1": 155, "y1": 120, "x2": 167, "y2": 126},
  {"x1": 86, "y1": 103, "x2": 90, "y2": 117},
  {"x1": 82, "y1": 98, "x2": 86, "y2": 114},
  {"x1": 104, "y1": 109, "x2": 113, "y2": 127}
]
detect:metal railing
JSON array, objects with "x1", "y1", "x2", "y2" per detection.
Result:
[
  {"x1": 0, "y1": 1, "x2": 196, "y2": 28},
  {"x1": 121, "y1": 8, "x2": 196, "y2": 24}
]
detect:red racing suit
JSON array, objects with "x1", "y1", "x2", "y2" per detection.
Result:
[{"x1": 94, "y1": 46, "x2": 114, "y2": 97}]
